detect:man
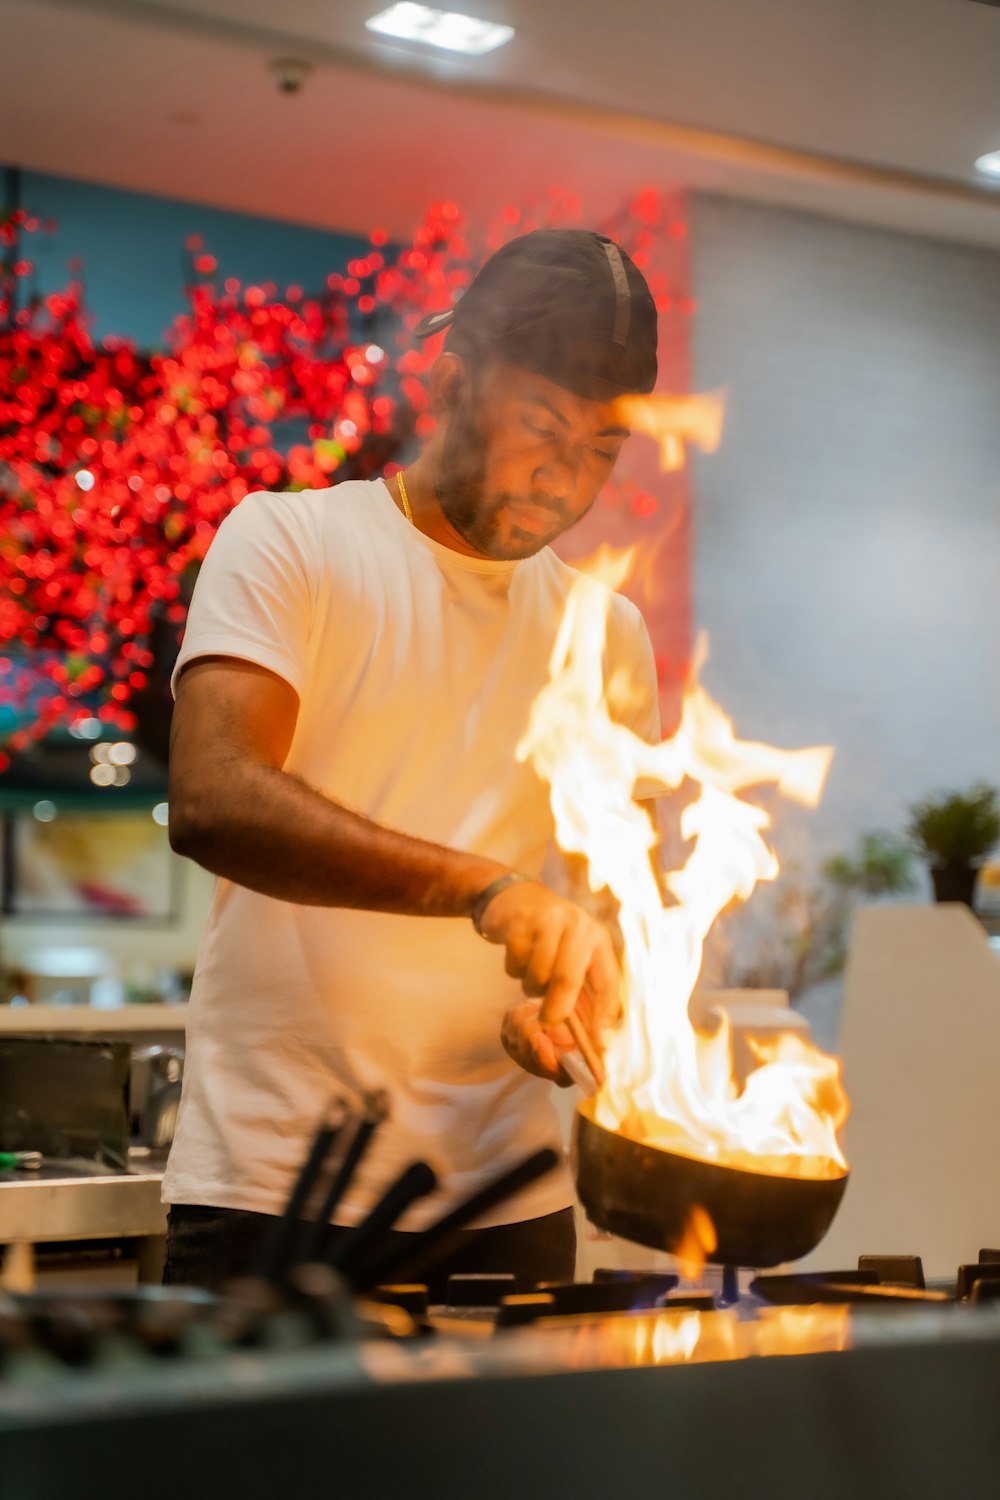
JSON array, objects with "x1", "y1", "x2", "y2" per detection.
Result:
[{"x1": 163, "y1": 228, "x2": 661, "y2": 1294}]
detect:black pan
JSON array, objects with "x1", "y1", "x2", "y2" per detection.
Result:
[{"x1": 572, "y1": 1097, "x2": 848, "y2": 1268}]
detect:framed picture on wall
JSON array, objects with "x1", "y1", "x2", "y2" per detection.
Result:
[{"x1": 0, "y1": 811, "x2": 179, "y2": 922}]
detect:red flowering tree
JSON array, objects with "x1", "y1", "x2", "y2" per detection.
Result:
[{"x1": 0, "y1": 188, "x2": 688, "y2": 767}]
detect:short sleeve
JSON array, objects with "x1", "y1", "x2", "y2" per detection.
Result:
[
  {"x1": 604, "y1": 595, "x2": 662, "y2": 746},
  {"x1": 171, "y1": 491, "x2": 316, "y2": 700}
]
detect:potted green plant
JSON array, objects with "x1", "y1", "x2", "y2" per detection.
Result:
[{"x1": 906, "y1": 781, "x2": 1000, "y2": 907}]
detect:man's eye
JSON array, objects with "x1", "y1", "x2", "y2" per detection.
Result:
[
  {"x1": 525, "y1": 421, "x2": 556, "y2": 439},
  {"x1": 589, "y1": 446, "x2": 615, "y2": 462}
]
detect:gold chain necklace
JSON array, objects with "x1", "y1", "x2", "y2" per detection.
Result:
[{"x1": 396, "y1": 470, "x2": 414, "y2": 525}]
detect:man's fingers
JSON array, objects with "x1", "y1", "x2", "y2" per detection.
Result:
[
  {"x1": 544, "y1": 1020, "x2": 576, "y2": 1052},
  {"x1": 529, "y1": 1026, "x2": 570, "y2": 1083},
  {"x1": 501, "y1": 1001, "x2": 571, "y2": 1085},
  {"x1": 485, "y1": 884, "x2": 623, "y2": 1067},
  {"x1": 584, "y1": 944, "x2": 621, "y2": 1030},
  {"x1": 521, "y1": 919, "x2": 562, "y2": 999},
  {"x1": 503, "y1": 930, "x2": 531, "y2": 980},
  {"x1": 504, "y1": 949, "x2": 524, "y2": 980},
  {"x1": 539, "y1": 925, "x2": 591, "y2": 1029}
]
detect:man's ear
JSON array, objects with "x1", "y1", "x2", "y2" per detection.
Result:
[{"x1": 427, "y1": 352, "x2": 470, "y2": 419}]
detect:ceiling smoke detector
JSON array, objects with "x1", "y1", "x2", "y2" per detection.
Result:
[{"x1": 365, "y1": 4, "x2": 514, "y2": 55}]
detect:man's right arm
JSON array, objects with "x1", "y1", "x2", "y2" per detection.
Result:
[
  {"x1": 168, "y1": 655, "x2": 506, "y2": 917},
  {"x1": 168, "y1": 656, "x2": 620, "y2": 1076}
]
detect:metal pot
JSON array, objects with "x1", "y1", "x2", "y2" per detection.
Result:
[{"x1": 572, "y1": 1097, "x2": 849, "y2": 1268}]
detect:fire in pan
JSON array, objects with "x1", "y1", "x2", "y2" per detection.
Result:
[{"x1": 572, "y1": 1097, "x2": 849, "y2": 1269}]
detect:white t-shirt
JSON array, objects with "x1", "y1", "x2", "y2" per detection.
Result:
[{"x1": 163, "y1": 478, "x2": 660, "y2": 1228}]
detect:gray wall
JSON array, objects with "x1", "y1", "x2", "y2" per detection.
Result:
[{"x1": 690, "y1": 193, "x2": 1000, "y2": 865}]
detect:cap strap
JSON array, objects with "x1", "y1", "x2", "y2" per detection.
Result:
[{"x1": 599, "y1": 238, "x2": 631, "y2": 348}]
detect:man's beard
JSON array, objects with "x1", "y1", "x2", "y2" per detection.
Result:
[{"x1": 435, "y1": 399, "x2": 570, "y2": 561}]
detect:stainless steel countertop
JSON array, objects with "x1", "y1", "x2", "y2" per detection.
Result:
[{"x1": 0, "y1": 1155, "x2": 167, "y2": 1244}]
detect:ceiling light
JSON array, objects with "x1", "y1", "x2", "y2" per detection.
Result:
[
  {"x1": 975, "y1": 150, "x2": 1000, "y2": 182},
  {"x1": 366, "y1": 4, "x2": 514, "y2": 56}
]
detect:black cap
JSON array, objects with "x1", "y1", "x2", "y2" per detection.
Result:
[{"x1": 413, "y1": 229, "x2": 657, "y2": 401}]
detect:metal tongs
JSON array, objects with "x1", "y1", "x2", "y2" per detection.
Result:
[
  {"x1": 559, "y1": 1044, "x2": 601, "y2": 1097},
  {"x1": 561, "y1": 1011, "x2": 605, "y2": 1097}
]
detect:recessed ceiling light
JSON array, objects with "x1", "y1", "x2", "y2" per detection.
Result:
[
  {"x1": 366, "y1": 4, "x2": 514, "y2": 56},
  {"x1": 975, "y1": 150, "x2": 1000, "y2": 182}
]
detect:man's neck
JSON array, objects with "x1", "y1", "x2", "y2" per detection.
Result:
[{"x1": 388, "y1": 456, "x2": 488, "y2": 560}]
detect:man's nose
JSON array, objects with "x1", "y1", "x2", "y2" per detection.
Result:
[{"x1": 533, "y1": 444, "x2": 583, "y2": 501}]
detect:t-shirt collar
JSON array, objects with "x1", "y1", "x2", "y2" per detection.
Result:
[{"x1": 376, "y1": 479, "x2": 524, "y2": 576}]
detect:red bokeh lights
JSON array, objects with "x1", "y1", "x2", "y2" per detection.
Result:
[{"x1": 0, "y1": 189, "x2": 688, "y2": 755}]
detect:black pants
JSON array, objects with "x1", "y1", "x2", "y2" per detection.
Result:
[{"x1": 163, "y1": 1202, "x2": 576, "y2": 1302}]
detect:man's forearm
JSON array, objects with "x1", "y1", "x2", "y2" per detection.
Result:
[{"x1": 169, "y1": 759, "x2": 508, "y2": 916}]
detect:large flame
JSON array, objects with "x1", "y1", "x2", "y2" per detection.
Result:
[{"x1": 518, "y1": 553, "x2": 848, "y2": 1181}]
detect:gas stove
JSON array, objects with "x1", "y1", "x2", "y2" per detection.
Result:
[
  {"x1": 5, "y1": 1108, "x2": 999, "y2": 1499},
  {"x1": 390, "y1": 1245, "x2": 1000, "y2": 1330},
  {"x1": 3, "y1": 1246, "x2": 1000, "y2": 1500}
]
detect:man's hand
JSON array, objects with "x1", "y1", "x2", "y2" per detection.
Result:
[
  {"x1": 501, "y1": 1001, "x2": 577, "y2": 1085},
  {"x1": 480, "y1": 882, "x2": 621, "y2": 1084}
]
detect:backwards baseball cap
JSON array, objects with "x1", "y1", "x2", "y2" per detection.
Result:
[{"x1": 413, "y1": 229, "x2": 657, "y2": 402}]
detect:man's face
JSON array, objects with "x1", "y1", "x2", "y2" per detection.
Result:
[{"x1": 435, "y1": 361, "x2": 631, "y2": 561}]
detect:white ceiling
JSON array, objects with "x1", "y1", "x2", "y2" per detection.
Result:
[{"x1": 3, "y1": 0, "x2": 1000, "y2": 246}]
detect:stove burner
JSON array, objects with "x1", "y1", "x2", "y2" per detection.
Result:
[
  {"x1": 858, "y1": 1254, "x2": 925, "y2": 1288},
  {"x1": 750, "y1": 1273, "x2": 951, "y2": 1307},
  {"x1": 368, "y1": 1283, "x2": 429, "y2": 1317},
  {"x1": 956, "y1": 1262, "x2": 1000, "y2": 1301},
  {"x1": 496, "y1": 1293, "x2": 557, "y2": 1328},
  {"x1": 749, "y1": 1248, "x2": 1000, "y2": 1309},
  {"x1": 536, "y1": 1276, "x2": 677, "y2": 1315},
  {"x1": 445, "y1": 1273, "x2": 520, "y2": 1306},
  {"x1": 412, "y1": 1246, "x2": 1000, "y2": 1327},
  {"x1": 3, "y1": 1247, "x2": 1000, "y2": 1377}
]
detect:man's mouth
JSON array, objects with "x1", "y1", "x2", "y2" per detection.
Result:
[{"x1": 506, "y1": 502, "x2": 558, "y2": 535}]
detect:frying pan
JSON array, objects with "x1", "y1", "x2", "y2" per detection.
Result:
[{"x1": 572, "y1": 1096, "x2": 849, "y2": 1268}]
